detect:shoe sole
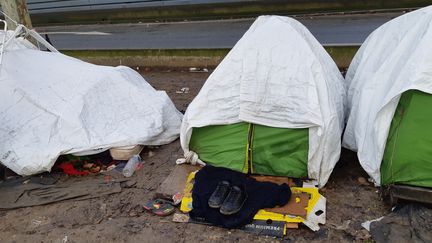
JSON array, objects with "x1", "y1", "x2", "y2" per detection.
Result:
[{"x1": 208, "y1": 203, "x2": 222, "y2": 209}]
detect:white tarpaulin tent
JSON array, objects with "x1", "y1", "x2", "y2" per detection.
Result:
[
  {"x1": 343, "y1": 6, "x2": 432, "y2": 185},
  {"x1": 0, "y1": 26, "x2": 182, "y2": 175},
  {"x1": 179, "y1": 16, "x2": 346, "y2": 187}
]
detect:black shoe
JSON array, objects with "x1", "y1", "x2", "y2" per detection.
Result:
[
  {"x1": 208, "y1": 181, "x2": 231, "y2": 209},
  {"x1": 220, "y1": 186, "x2": 247, "y2": 215}
]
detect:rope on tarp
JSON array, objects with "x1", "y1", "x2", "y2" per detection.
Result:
[{"x1": 176, "y1": 150, "x2": 206, "y2": 166}]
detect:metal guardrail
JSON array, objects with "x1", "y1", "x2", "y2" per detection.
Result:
[
  {"x1": 1, "y1": 0, "x2": 428, "y2": 26},
  {"x1": 25, "y1": 0, "x2": 255, "y2": 14}
]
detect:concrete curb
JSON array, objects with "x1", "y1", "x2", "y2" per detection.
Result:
[{"x1": 62, "y1": 45, "x2": 359, "y2": 69}]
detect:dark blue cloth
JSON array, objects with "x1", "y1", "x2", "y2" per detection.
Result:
[{"x1": 189, "y1": 165, "x2": 291, "y2": 228}]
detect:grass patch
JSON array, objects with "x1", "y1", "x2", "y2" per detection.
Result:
[{"x1": 62, "y1": 46, "x2": 360, "y2": 69}]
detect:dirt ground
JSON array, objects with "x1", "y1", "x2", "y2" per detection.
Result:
[{"x1": 0, "y1": 70, "x2": 389, "y2": 243}]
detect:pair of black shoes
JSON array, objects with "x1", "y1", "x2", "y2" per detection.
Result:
[{"x1": 208, "y1": 181, "x2": 247, "y2": 215}]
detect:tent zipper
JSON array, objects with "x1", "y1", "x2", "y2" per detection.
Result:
[{"x1": 246, "y1": 123, "x2": 255, "y2": 174}]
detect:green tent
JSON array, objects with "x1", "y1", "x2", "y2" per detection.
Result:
[
  {"x1": 179, "y1": 16, "x2": 346, "y2": 187},
  {"x1": 382, "y1": 90, "x2": 432, "y2": 187},
  {"x1": 342, "y1": 6, "x2": 432, "y2": 188},
  {"x1": 189, "y1": 122, "x2": 309, "y2": 178}
]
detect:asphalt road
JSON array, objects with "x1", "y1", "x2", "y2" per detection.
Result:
[{"x1": 36, "y1": 12, "x2": 403, "y2": 50}]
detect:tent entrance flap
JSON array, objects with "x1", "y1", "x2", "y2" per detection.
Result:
[
  {"x1": 189, "y1": 122, "x2": 249, "y2": 173},
  {"x1": 189, "y1": 122, "x2": 308, "y2": 178},
  {"x1": 381, "y1": 90, "x2": 432, "y2": 187},
  {"x1": 252, "y1": 124, "x2": 308, "y2": 178}
]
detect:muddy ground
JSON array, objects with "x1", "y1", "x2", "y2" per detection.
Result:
[{"x1": 0, "y1": 70, "x2": 389, "y2": 243}]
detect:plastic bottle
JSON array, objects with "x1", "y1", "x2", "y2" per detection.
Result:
[{"x1": 122, "y1": 155, "x2": 142, "y2": 177}]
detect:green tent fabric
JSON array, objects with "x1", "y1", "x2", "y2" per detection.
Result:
[
  {"x1": 253, "y1": 124, "x2": 308, "y2": 178},
  {"x1": 189, "y1": 122, "x2": 308, "y2": 178},
  {"x1": 189, "y1": 123, "x2": 249, "y2": 172},
  {"x1": 381, "y1": 90, "x2": 432, "y2": 187}
]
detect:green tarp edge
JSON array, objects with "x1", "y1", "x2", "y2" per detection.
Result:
[
  {"x1": 382, "y1": 90, "x2": 432, "y2": 187},
  {"x1": 189, "y1": 122, "x2": 308, "y2": 178}
]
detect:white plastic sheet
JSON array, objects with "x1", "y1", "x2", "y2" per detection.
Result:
[
  {"x1": 180, "y1": 16, "x2": 346, "y2": 187},
  {"x1": 0, "y1": 30, "x2": 182, "y2": 175},
  {"x1": 343, "y1": 6, "x2": 432, "y2": 185}
]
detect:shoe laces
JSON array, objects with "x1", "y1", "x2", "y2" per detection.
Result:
[
  {"x1": 226, "y1": 187, "x2": 241, "y2": 203},
  {"x1": 214, "y1": 183, "x2": 229, "y2": 197}
]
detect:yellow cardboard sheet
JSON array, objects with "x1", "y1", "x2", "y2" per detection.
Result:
[{"x1": 180, "y1": 171, "x2": 322, "y2": 225}]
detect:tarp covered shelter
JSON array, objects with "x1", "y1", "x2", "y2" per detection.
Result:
[
  {"x1": 179, "y1": 16, "x2": 346, "y2": 187},
  {"x1": 343, "y1": 6, "x2": 432, "y2": 187},
  {"x1": 0, "y1": 26, "x2": 183, "y2": 175}
]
